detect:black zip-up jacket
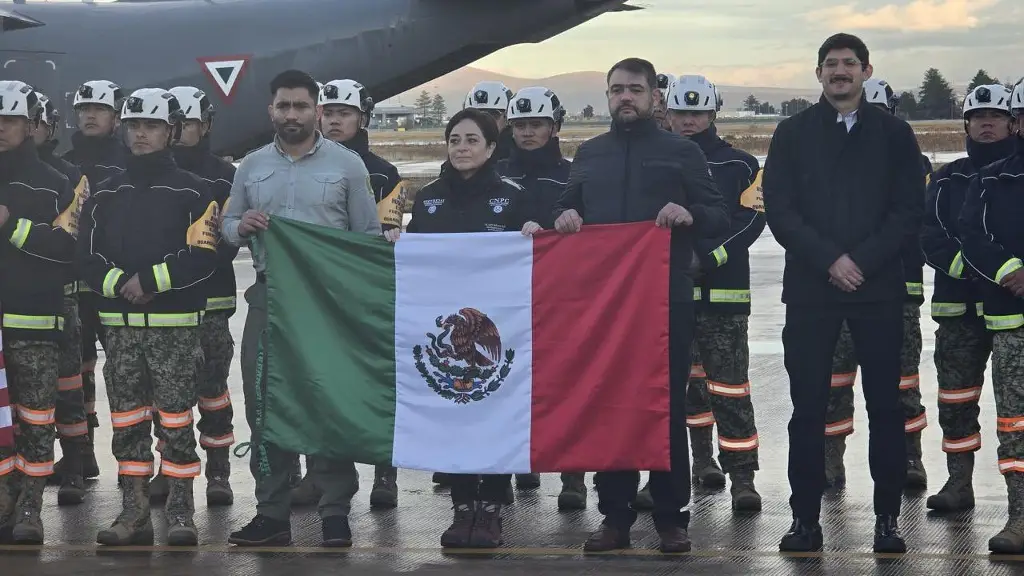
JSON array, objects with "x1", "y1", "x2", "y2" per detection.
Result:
[
  {"x1": 688, "y1": 126, "x2": 765, "y2": 316},
  {"x1": 553, "y1": 117, "x2": 728, "y2": 302},
  {"x1": 762, "y1": 95, "x2": 925, "y2": 305},
  {"x1": 340, "y1": 129, "x2": 405, "y2": 231},
  {"x1": 39, "y1": 139, "x2": 92, "y2": 290},
  {"x1": 407, "y1": 160, "x2": 527, "y2": 233},
  {"x1": 496, "y1": 137, "x2": 571, "y2": 229},
  {"x1": 921, "y1": 137, "x2": 1015, "y2": 319},
  {"x1": 76, "y1": 148, "x2": 219, "y2": 321},
  {"x1": 174, "y1": 137, "x2": 239, "y2": 317},
  {"x1": 61, "y1": 131, "x2": 127, "y2": 193},
  {"x1": 493, "y1": 126, "x2": 514, "y2": 163},
  {"x1": 0, "y1": 140, "x2": 76, "y2": 341},
  {"x1": 904, "y1": 154, "x2": 934, "y2": 307},
  {"x1": 959, "y1": 135, "x2": 1024, "y2": 331}
]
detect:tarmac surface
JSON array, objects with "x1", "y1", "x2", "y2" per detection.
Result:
[{"x1": 4, "y1": 227, "x2": 1023, "y2": 575}]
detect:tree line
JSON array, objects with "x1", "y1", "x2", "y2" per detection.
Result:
[
  {"x1": 742, "y1": 69, "x2": 1020, "y2": 120},
  {"x1": 413, "y1": 90, "x2": 448, "y2": 126}
]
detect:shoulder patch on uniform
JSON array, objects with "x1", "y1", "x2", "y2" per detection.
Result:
[
  {"x1": 377, "y1": 180, "x2": 409, "y2": 229},
  {"x1": 739, "y1": 170, "x2": 764, "y2": 213},
  {"x1": 185, "y1": 200, "x2": 220, "y2": 251},
  {"x1": 52, "y1": 175, "x2": 91, "y2": 238}
]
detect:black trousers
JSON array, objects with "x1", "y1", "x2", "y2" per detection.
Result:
[
  {"x1": 450, "y1": 474, "x2": 512, "y2": 504},
  {"x1": 595, "y1": 302, "x2": 694, "y2": 529},
  {"x1": 784, "y1": 300, "x2": 906, "y2": 521}
]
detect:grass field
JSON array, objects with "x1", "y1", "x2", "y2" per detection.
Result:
[{"x1": 369, "y1": 119, "x2": 965, "y2": 162}]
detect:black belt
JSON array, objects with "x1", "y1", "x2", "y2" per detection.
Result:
[{"x1": 256, "y1": 272, "x2": 266, "y2": 284}]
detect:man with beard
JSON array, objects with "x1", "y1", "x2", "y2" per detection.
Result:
[
  {"x1": 223, "y1": 69, "x2": 380, "y2": 549},
  {"x1": 60, "y1": 80, "x2": 129, "y2": 484},
  {"x1": 921, "y1": 84, "x2": 1016, "y2": 514},
  {"x1": 553, "y1": 57, "x2": 728, "y2": 554},
  {"x1": 761, "y1": 33, "x2": 924, "y2": 554}
]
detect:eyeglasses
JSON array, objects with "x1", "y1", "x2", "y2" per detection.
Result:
[{"x1": 820, "y1": 58, "x2": 861, "y2": 70}]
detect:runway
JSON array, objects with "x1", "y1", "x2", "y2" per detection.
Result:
[{"x1": 3, "y1": 227, "x2": 1019, "y2": 575}]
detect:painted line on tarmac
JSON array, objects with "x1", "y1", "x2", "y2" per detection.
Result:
[{"x1": 2, "y1": 544, "x2": 1022, "y2": 561}]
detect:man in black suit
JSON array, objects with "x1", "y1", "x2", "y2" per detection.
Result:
[{"x1": 761, "y1": 32, "x2": 925, "y2": 554}]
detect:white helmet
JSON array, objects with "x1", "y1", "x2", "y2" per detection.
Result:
[
  {"x1": 464, "y1": 81, "x2": 513, "y2": 111},
  {"x1": 121, "y1": 88, "x2": 185, "y2": 125},
  {"x1": 34, "y1": 92, "x2": 59, "y2": 126},
  {"x1": 0, "y1": 80, "x2": 42, "y2": 121},
  {"x1": 863, "y1": 78, "x2": 897, "y2": 111},
  {"x1": 507, "y1": 86, "x2": 566, "y2": 124},
  {"x1": 962, "y1": 84, "x2": 1011, "y2": 119},
  {"x1": 319, "y1": 79, "x2": 374, "y2": 113},
  {"x1": 1010, "y1": 80, "x2": 1024, "y2": 117},
  {"x1": 73, "y1": 80, "x2": 123, "y2": 111},
  {"x1": 656, "y1": 73, "x2": 676, "y2": 94},
  {"x1": 667, "y1": 75, "x2": 719, "y2": 112},
  {"x1": 168, "y1": 86, "x2": 214, "y2": 123},
  {"x1": 316, "y1": 81, "x2": 324, "y2": 92}
]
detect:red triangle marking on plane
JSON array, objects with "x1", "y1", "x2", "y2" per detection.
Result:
[{"x1": 197, "y1": 55, "x2": 252, "y2": 104}]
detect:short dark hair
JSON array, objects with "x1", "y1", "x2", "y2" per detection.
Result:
[
  {"x1": 817, "y1": 33, "x2": 869, "y2": 68},
  {"x1": 269, "y1": 69, "x2": 319, "y2": 102},
  {"x1": 444, "y1": 108, "x2": 499, "y2": 145},
  {"x1": 606, "y1": 58, "x2": 658, "y2": 90}
]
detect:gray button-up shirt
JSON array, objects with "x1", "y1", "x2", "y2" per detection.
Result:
[{"x1": 221, "y1": 132, "x2": 381, "y2": 272}]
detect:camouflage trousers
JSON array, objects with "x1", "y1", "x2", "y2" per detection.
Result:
[
  {"x1": 934, "y1": 314, "x2": 992, "y2": 453},
  {"x1": 684, "y1": 311, "x2": 759, "y2": 471},
  {"x1": 0, "y1": 340, "x2": 59, "y2": 477},
  {"x1": 79, "y1": 292, "x2": 105, "y2": 430},
  {"x1": 55, "y1": 296, "x2": 88, "y2": 444},
  {"x1": 103, "y1": 326, "x2": 202, "y2": 478},
  {"x1": 825, "y1": 303, "x2": 927, "y2": 436},
  {"x1": 154, "y1": 313, "x2": 235, "y2": 455},
  {"x1": 992, "y1": 326, "x2": 1024, "y2": 473}
]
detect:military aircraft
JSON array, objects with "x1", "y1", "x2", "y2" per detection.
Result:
[{"x1": 0, "y1": 0, "x2": 639, "y2": 158}]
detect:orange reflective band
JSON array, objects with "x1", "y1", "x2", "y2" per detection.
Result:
[
  {"x1": 85, "y1": 401, "x2": 96, "y2": 415},
  {"x1": 110, "y1": 406, "x2": 152, "y2": 428},
  {"x1": 200, "y1": 433, "x2": 235, "y2": 448},
  {"x1": 938, "y1": 387, "x2": 982, "y2": 404},
  {"x1": 825, "y1": 418, "x2": 854, "y2": 436},
  {"x1": 904, "y1": 413, "x2": 927, "y2": 433},
  {"x1": 831, "y1": 372, "x2": 856, "y2": 387},
  {"x1": 899, "y1": 375, "x2": 920, "y2": 390},
  {"x1": 161, "y1": 460, "x2": 202, "y2": 478},
  {"x1": 157, "y1": 409, "x2": 193, "y2": 429},
  {"x1": 685, "y1": 412, "x2": 716, "y2": 428},
  {"x1": 689, "y1": 364, "x2": 706, "y2": 379},
  {"x1": 707, "y1": 381, "x2": 751, "y2": 397},
  {"x1": 118, "y1": 461, "x2": 154, "y2": 476},
  {"x1": 81, "y1": 359, "x2": 97, "y2": 372},
  {"x1": 942, "y1": 433, "x2": 981, "y2": 453},
  {"x1": 0, "y1": 457, "x2": 14, "y2": 476},
  {"x1": 198, "y1": 392, "x2": 231, "y2": 412},
  {"x1": 999, "y1": 459, "x2": 1024, "y2": 474},
  {"x1": 719, "y1": 435, "x2": 759, "y2": 451},
  {"x1": 997, "y1": 417, "x2": 1024, "y2": 433},
  {"x1": 58, "y1": 374, "x2": 84, "y2": 391},
  {"x1": 15, "y1": 455, "x2": 54, "y2": 477},
  {"x1": 56, "y1": 421, "x2": 89, "y2": 437},
  {"x1": 16, "y1": 405, "x2": 55, "y2": 426}
]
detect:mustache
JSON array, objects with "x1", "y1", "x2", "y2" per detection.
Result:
[{"x1": 830, "y1": 76, "x2": 852, "y2": 83}]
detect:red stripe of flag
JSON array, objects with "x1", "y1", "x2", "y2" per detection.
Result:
[
  {"x1": 529, "y1": 222, "x2": 671, "y2": 472},
  {"x1": 0, "y1": 386, "x2": 10, "y2": 448}
]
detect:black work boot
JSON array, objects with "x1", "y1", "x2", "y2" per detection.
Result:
[
  {"x1": 0, "y1": 472, "x2": 15, "y2": 543},
  {"x1": 779, "y1": 518, "x2": 823, "y2": 552},
  {"x1": 557, "y1": 473, "x2": 587, "y2": 510},
  {"x1": 730, "y1": 470, "x2": 762, "y2": 511},
  {"x1": 989, "y1": 472, "x2": 1024, "y2": 554},
  {"x1": 691, "y1": 426, "x2": 726, "y2": 488},
  {"x1": 824, "y1": 435, "x2": 847, "y2": 487},
  {"x1": 926, "y1": 452, "x2": 975, "y2": 512},
  {"x1": 205, "y1": 448, "x2": 233, "y2": 506},
  {"x1": 57, "y1": 439, "x2": 86, "y2": 506},
  {"x1": 82, "y1": 424, "x2": 100, "y2": 480},
  {"x1": 440, "y1": 503, "x2": 475, "y2": 548},
  {"x1": 322, "y1": 515, "x2": 352, "y2": 547},
  {"x1": 11, "y1": 476, "x2": 45, "y2": 545},
  {"x1": 97, "y1": 475, "x2": 154, "y2": 546},
  {"x1": 370, "y1": 465, "x2": 398, "y2": 509},
  {"x1": 873, "y1": 514, "x2": 907, "y2": 553},
  {"x1": 515, "y1": 473, "x2": 540, "y2": 490},
  {"x1": 468, "y1": 501, "x2": 503, "y2": 548},
  {"x1": 655, "y1": 524, "x2": 691, "y2": 553},
  {"x1": 166, "y1": 477, "x2": 198, "y2": 546},
  {"x1": 229, "y1": 515, "x2": 292, "y2": 547},
  {"x1": 905, "y1": 431, "x2": 927, "y2": 489},
  {"x1": 149, "y1": 463, "x2": 169, "y2": 504},
  {"x1": 584, "y1": 522, "x2": 631, "y2": 552}
]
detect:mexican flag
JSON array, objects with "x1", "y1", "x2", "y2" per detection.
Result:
[
  {"x1": 0, "y1": 324, "x2": 12, "y2": 448},
  {"x1": 259, "y1": 217, "x2": 672, "y2": 474}
]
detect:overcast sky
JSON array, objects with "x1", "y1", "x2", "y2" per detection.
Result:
[{"x1": 473, "y1": 0, "x2": 1023, "y2": 90}]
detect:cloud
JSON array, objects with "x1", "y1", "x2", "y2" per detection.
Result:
[
  {"x1": 807, "y1": 0, "x2": 1000, "y2": 31},
  {"x1": 685, "y1": 61, "x2": 815, "y2": 88}
]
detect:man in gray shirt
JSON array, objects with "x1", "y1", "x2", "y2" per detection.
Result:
[{"x1": 223, "y1": 69, "x2": 380, "y2": 549}]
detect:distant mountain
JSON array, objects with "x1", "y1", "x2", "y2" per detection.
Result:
[{"x1": 381, "y1": 66, "x2": 823, "y2": 115}]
